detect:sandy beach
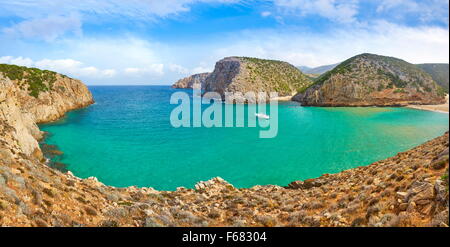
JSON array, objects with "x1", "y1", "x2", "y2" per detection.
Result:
[
  {"x1": 406, "y1": 94, "x2": 449, "y2": 113},
  {"x1": 270, "y1": 94, "x2": 296, "y2": 102}
]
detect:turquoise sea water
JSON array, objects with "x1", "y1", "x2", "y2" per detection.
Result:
[{"x1": 40, "y1": 86, "x2": 449, "y2": 190}]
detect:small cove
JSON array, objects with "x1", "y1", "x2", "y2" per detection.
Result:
[{"x1": 39, "y1": 86, "x2": 449, "y2": 190}]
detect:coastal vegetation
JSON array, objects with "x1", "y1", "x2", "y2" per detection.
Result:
[
  {"x1": 0, "y1": 63, "x2": 61, "y2": 98},
  {"x1": 417, "y1": 63, "x2": 449, "y2": 93},
  {"x1": 173, "y1": 57, "x2": 313, "y2": 96},
  {"x1": 298, "y1": 62, "x2": 449, "y2": 96},
  {"x1": 240, "y1": 57, "x2": 312, "y2": 94},
  {"x1": 293, "y1": 53, "x2": 447, "y2": 106},
  {"x1": 298, "y1": 63, "x2": 338, "y2": 75}
]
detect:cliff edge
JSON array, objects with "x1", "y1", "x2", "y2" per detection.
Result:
[{"x1": 0, "y1": 64, "x2": 93, "y2": 158}]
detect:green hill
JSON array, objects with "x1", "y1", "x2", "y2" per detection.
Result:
[
  {"x1": 0, "y1": 63, "x2": 64, "y2": 98},
  {"x1": 293, "y1": 53, "x2": 446, "y2": 106},
  {"x1": 417, "y1": 63, "x2": 449, "y2": 93},
  {"x1": 204, "y1": 56, "x2": 313, "y2": 102}
]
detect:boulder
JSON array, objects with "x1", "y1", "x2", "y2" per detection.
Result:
[{"x1": 287, "y1": 180, "x2": 304, "y2": 189}]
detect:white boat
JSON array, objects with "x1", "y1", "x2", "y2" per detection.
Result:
[{"x1": 255, "y1": 113, "x2": 270, "y2": 120}]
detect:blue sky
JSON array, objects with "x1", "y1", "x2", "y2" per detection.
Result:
[{"x1": 0, "y1": 0, "x2": 448, "y2": 85}]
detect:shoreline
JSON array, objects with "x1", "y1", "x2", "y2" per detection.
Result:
[
  {"x1": 288, "y1": 94, "x2": 449, "y2": 113},
  {"x1": 406, "y1": 94, "x2": 449, "y2": 113},
  {"x1": 405, "y1": 98, "x2": 449, "y2": 113},
  {"x1": 405, "y1": 105, "x2": 449, "y2": 114},
  {"x1": 270, "y1": 95, "x2": 296, "y2": 102},
  {"x1": 37, "y1": 106, "x2": 448, "y2": 191},
  {"x1": 35, "y1": 92, "x2": 449, "y2": 191},
  {"x1": 3, "y1": 96, "x2": 449, "y2": 226},
  {"x1": 33, "y1": 131, "x2": 450, "y2": 226}
]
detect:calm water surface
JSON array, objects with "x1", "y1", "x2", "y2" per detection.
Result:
[{"x1": 40, "y1": 86, "x2": 449, "y2": 190}]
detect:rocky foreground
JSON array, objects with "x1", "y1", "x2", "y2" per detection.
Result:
[
  {"x1": 1, "y1": 64, "x2": 449, "y2": 227},
  {"x1": 1, "y1": 128, "x2": 448, "y2": 227}
]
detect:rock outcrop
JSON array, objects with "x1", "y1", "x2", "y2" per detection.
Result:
[
  {"x1": 203, "y1": 57, "x2": 312, "y2": 102},
  {"x1": 172, "y1": 72, "x2": 210, "y2": 89},
  {"x1": 0, "y1": 64, "x2": 93, "y2": 158},
  {"x1": 1, "y1": 76, "x2": 41, "y2": 157},
  {"x1": 293, "y1": 53, "x2": 447, "y2": 106}
]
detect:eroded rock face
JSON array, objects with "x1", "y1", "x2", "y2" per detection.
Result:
[
  {"x1": 203, "y1": 57, "x2": 312, "y2": 103},
  {"x1": 0, "y1": 75, "x2": 41, "y2": 156},
  {"x1": 0, "y1": 71, "x2": 93, "y2": 156},
  {"x1": 17, "y1": 74, "x2": 94, "y2": 123},
  {"x1": 172, "y1": 72, "x2": 211, "y2": 89},
  {"x1": 293, "y1": 53, "x2": 447, "y2": 106}
]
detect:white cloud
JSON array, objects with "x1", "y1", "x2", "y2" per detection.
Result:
[
  {"x1": 34, "y1": 58, "x2": 83, "y2": 72},
  {"x1": 192, "y1": 66, "x2": 212, "y2": 74},
  {"x1": 168, "y1": 63, "x2": 190, "y2": 74},
  {"x1": 375, "y1": 0, "x2": 449, "y2": 24},
  {"x1": 0, "y1": 0, "x2": 241, "y2": 20},
  {"x1": 0, "y1": 0, "x2": 242, "y2": 42},
  {"x1": 376, "y1": 0, "x2": 415, "y2": 13},
  {"x1": 2, "y1": 14, "x2": 82, "y2": 41},
  {"x1": 48, "y1": 37, "x2": 214, "y2": 83},
  {"x1": 209, "y1": 21, "x2": 449, "y2": 67},
  {"x1": 124, "y1": 64, "x2": 165, "y2": 76},
  {"x1": 272, "y1": 0, "x2": 359, "y2": 23},
  {"x1": 63, "y1": 38, "x2": 167, "y2": 68},
  {"x1": 0, "y1": 37, "x2": 214, "y2": 84},
  {"x1": 0, "y1": 56, "x2": 117, "y2": 78},
  {"x1": 0, "y1": 56, "x2": 34, "y2": 67},
  {"x1": 101, "y1": 69, "x2": 117, "y2": 77},
  {"x1": 1, "y1": 20, "x2": 447, "y2": 85},
  {"x1": 124, "y1": 68, "x2": 141, "y2": 74},
  {"x1": 147, "y1": 64, "x2": 165, "y2": 75},
  {"x1": 261, "y1": 11, "x2": 272, "y2": 17}
]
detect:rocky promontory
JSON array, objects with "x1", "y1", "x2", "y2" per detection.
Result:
[
  {"x1": 172, "y1": 72, "x2": 211, "y2": 89},
  {"x1": 0, "y1": 64, "x2": 93, "y2": 158},
  {"x1": 293, "y1": 53, "x2": 447, "y2": 106},
  {"x1": 172, "y1": 57, "x2": 313, "y2": 102},
  {"x1": 200, "y1": 57, "x2": 312, "y2": 102}
]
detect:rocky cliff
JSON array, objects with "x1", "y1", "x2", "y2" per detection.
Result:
[
  {"x1": 293, "y1": 53, "x2": 447, "y2": 106},
  {"x1": 172, "y1": 72, "x2": 210, "y2": 89},
  {"x1": 0, "y1": 64, "x2": 448, "y2": 227},
  {"x1": 0, "y1": 64, "x2": 94, "y2": 123},
  {"x1": 0, "y1": 64, "x2": 93, "y2": 158},
  {"x1": 204, "y1": 57, "x2": 312, "y2": 102}
]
